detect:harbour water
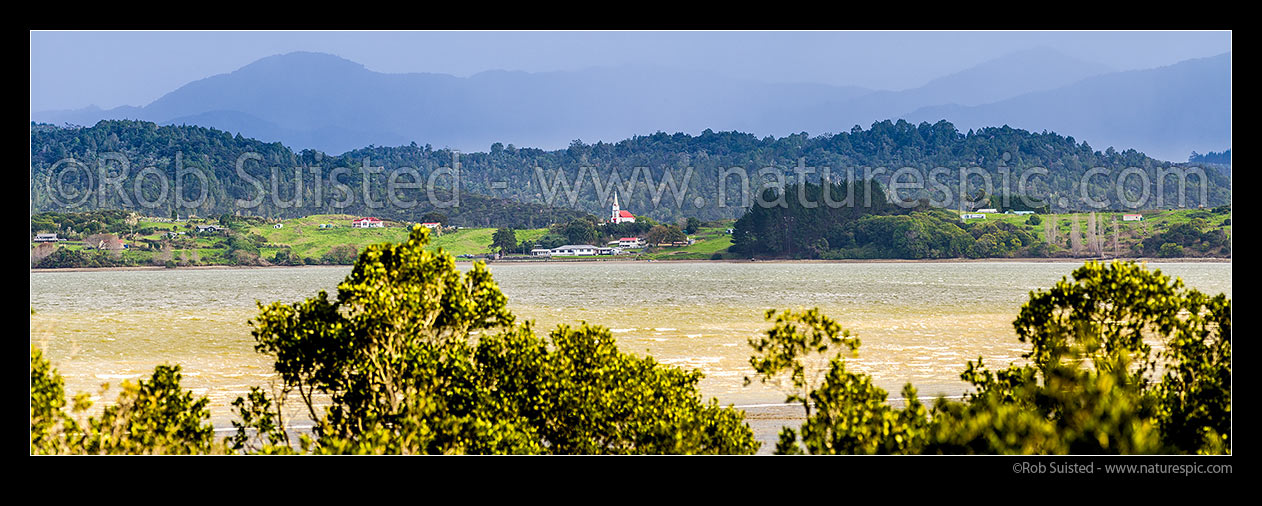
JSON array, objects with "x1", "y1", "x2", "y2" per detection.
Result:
[{"x1": 30, "y1": 261, "x2": 1231, "y2": 427}]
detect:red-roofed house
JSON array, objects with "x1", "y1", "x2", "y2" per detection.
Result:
[
  {"x1": 352, "y1": 217, "x2": 384, "y2": 228},
  {"x1": 618, "y1": 237, "x2": 644, "y2": 248}
]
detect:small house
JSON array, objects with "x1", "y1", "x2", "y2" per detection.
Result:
[
  {"x1": 977, "y1": 208, "x2": 999, "y2": 214},
  {"x1": 961, "y1": 213, "x2": 985, "y2": 220},
  {"x1": 1122, "y1": 214, "x2": 1144, "y2": 222},
  {"x1": 352, "y1": 217, "x2": 385, "y2": 228},
  {"x1": 33, "y1": 233, "x2": 59, "y2": 243}
]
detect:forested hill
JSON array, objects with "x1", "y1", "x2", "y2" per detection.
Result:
[
  {"x1": 32, "y1": 120, "x2": 1230, "y2": 224},
  {"x1": 30, "y1": 121, "x2": 592, "y2": 228}
]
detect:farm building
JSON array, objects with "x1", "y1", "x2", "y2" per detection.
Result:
[{"x1": 352, "y1": 217, "x2": 385, "y2": 228}]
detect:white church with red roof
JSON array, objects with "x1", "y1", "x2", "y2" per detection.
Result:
[{"x1": 610, "y1": 192, "x2": 635, "y2": 224}]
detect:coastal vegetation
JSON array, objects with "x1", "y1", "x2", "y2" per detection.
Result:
[
  {"x1": 731, "y1": 181, "x2": 1230, "y2": 260},
  {"x1": 31, "y1": 227, "x2": 1230, "y2": 454}
]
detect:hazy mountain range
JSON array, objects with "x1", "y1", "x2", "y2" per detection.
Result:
[{"x1": 31, "y1": 47, "x2": 1230, "y2": 161}]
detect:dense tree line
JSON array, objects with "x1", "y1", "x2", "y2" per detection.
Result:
[
  {"x1": 31, "y1": 121, "x2": 591, "y2": 229},
  {"x1": 32, "y1": 120, "x2": 1230, "y2": 227},
  {"x1": 1141, "y1": 221, "x2": 1231, "y2": 258},
  {"x1": 730, "y1": 180, "x2": 897, "y2": 258},
  {"x1": 731, "y1": 181, "x2": 1043, "y2": 259},
  {"x1": 292, "y1": 121, "x2": 1236, "y2": 219}
]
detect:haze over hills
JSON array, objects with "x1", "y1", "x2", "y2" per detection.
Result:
[
  {"x1": 904, "y1": 53, "x2": 1232, "y2": 162},
  {"x1": 31, "y1": 48, "x2": 1230, "y2": 161}
]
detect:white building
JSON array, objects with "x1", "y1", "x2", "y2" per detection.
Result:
[
  {"x1": 550, "y1": 245, "x2": 599, "y2": 256},
  {"x1": 530, "y1": 248, "x2": 553, "y2": 257},
  {"x1": 33, "y1": 233, "x2": 59, "y2": 242},
  {"x1": 352, "y1": 217, "x2": 384, "y2": 228},
  {"x1": 610, "y1": 192, "x2": 635, "y2": 224},
  {"x1": 977, "y1": 208, "x2": 999, "y2": 214},
  {"x1": 617, "y1": 237, "x2": 644, "y2": 248},
  {"x1": 1122, "y1": 214, "x2": 1144, "y2": 221},
  {"x1": 961, "y1": 213, "x2": 985, "y2": 220}
]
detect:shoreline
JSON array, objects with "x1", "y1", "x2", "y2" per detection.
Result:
[{"x1": 30, "y1": 256, "x2": 1232, "y2": 273}]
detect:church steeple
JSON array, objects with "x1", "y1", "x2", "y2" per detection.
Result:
[{"x1": 609, "y1": 191, "x2": 635, "y2": 224}]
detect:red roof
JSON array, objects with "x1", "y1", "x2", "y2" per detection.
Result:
[
  {"x1": 617, "y1": 210, "x2": 634, "y2": 218},
  {"x1": 353, "y1": 217, "x2": 382, "y2": 222},
  {"x1": 619, "y1": 237, "x2": 639, "y2": 241}
]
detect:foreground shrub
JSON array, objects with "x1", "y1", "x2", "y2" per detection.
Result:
[
  {"x1": 927, "y1": 261, "x2": 1230, "y2": 454},
  {"x1": 753, "y1": 261, "x2": 1230, "y2": 455},
  {"x1": 236, "y1": 225, "x2": 757, "y2": 454},
  {"x1": 30, "y1": 346, "x2": 216, "y2": 454}
]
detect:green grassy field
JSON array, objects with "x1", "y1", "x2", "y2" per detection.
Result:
[
  {"x1": 427, "y1": 228, "x2": 496, "y2": 256},
  {"x1": 642, "y1": 224, "x2": 736, "y2": 260},
  {"x1": 249, "y1": 214, "x2": 411, "y2": 259},
  {"x1": 514, "y1": 228, "x2": 549, "y2": 244},
  {"x1": 248, "y1": 215, "x2": 553, "y2": 258}
]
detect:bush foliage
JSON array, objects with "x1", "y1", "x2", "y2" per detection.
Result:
[
  {"x1": 753, "y1": 261, "x2": 1230, "y2": 454},
  {"x1": 235, "y1": 225, "x2": 757, "y2": 454}
]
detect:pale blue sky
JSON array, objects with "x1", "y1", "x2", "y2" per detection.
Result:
[{"x1": 30, "y1": 30, "x2": 1231, "y2": 112}]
